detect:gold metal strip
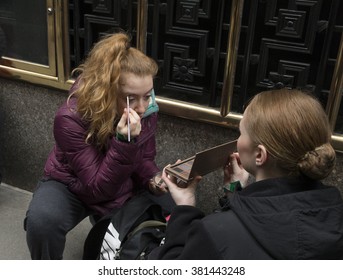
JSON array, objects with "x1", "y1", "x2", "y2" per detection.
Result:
[
  {"x1": 136, "y1": 0, "x2": 148, "y2": 52},
  {"x1": 326, "y1": 33, "x2": 343, "y2": 132},
  {"x1": 332, "y1": 135, "x2": 343, "y2": 153},
  {"x1": 156, "y1": 97, "x2": 241, "y2": 128},
  {"x1": 220, "y1": 0, "x2": 244, "y2": 117},
  {"x1": 0, "y1": 66, "x2": 59, "y2": 83},
  {"x1": 54, "y1": 0, "x2": 70, "y2": 82},
  {"x1": 1, "y1": 57, "x2": 50, "y2": 70},
  {"x1": 0, "y1": 55, "x2": 53, "y2": 75},
  {"x1": 47, "y1": 0, "x2": 57, "y2": 76}
]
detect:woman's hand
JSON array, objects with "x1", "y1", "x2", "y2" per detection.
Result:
[
  {"x1": 116, "y1": 108, "x2": 142, "y2": 139},
  {"x1": 161, "y1": 166, "x2": 202, "y2": 206},
  {"x1": 224, "y1": 152, "x2": 250, "y2": 187}
]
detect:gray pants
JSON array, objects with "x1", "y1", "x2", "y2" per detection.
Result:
[{"x1": 24, "y1": 179, "x2": 92, "y2": 259}]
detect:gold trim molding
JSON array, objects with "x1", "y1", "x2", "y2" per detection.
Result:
[
  {"x1": 326, "y1": 33, "x2": 343, "y2": 131},
  {"x1": 221, "y1": 0, "x2": 244, "y2": 117}
]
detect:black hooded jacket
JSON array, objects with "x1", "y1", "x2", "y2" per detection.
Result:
[{"x1": 150, "y1": 176, "x2": 343, "y2": 259}]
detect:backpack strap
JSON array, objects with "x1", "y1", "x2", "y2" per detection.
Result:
[
  {"x1": 112, "y1": 196, "x2": 165, "y2": 240},
  {"x1": 127, "y1": 220, "x2": 166, "y2": 239}
]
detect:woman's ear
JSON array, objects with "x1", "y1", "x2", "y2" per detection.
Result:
[{"x1": 255, "y1": 144, "x2": 268, "y2": 166}]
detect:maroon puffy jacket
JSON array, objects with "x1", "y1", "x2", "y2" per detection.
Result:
[{"x1": 44, "y1": 97, "x2": 160, "y2": 215}]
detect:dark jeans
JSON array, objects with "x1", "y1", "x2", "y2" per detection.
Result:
[{"x1": 24, "y1": 179, "x2": 175, "y2": 259}]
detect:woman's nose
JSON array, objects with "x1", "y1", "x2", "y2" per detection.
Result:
[{"x1": 134, "y1": 99, "x2": 147, "y2": 115}]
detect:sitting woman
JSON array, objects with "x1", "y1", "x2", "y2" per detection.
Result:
[
  {"x1": 24, "y1": 32, "x2": 171, "y2": 259},
  {"x1": 151, "y1": 88, "x2": 343, "y2": 259}
]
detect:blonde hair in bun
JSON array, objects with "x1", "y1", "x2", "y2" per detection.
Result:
[{"x1": 297, "y1": 143, "x2": 336, "y2": 180}]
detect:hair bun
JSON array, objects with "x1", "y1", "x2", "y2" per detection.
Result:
[{"x1": 297, "y1": 143, "x2": 336, "y2": 180}]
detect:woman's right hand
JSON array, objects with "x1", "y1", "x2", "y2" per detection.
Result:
[
  {"x1": 224, "y1": 152, "x2": 250, "y2": 187},
  {"x1": 116, "y1": 108, "x2": 142, "y2": 139},
  {"x1": 161, "y1": 166, "x2": 202, "y2": 207}
]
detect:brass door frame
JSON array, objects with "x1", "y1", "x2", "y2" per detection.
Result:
[{"x1": 326, "y1": 34, "x2": 343, "y2": 130}]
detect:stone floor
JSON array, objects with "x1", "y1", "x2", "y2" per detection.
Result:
[{"x1": 0, "y1": 183, "x2": 92, "y2": 260}]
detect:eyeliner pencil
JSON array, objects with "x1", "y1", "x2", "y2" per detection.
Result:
[{"x1": 127, "y1": 96, "x2": 131, "y2": 142}]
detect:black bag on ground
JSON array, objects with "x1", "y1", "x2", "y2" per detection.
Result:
[{"x1": 83, "y1": 195, "x2": 166, "y2": 260}]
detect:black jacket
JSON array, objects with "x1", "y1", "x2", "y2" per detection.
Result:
[{"x1": 150, "y1": 176, "x2": 343, "y2": 259}]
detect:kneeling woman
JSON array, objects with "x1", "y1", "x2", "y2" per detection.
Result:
[{"x1": 151, "y1": 88, "x2": 343, "y2": 260}]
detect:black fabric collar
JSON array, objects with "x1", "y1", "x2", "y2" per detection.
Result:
[{"x1": 237, "y1": 175, "x2": 326, "y2": 197}]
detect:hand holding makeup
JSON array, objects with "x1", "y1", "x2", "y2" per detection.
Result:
[
  {"x1": 224, "y1": 153, "x2": 249, "y2": 188},
  {"x1": 126, "y1": 107, "x2": 142, "y2": 138},
  {"x1": 116, "y1": 107, "x2": 142, "y2": 141},
  {"x1": 161, "y1": 165, "x2": 202, "y2": 206}
]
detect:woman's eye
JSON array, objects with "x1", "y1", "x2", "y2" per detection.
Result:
[{"x1": 144, "y1": 95, "x2": 151, "y2": 101}]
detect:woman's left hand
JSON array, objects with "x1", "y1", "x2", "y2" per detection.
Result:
[
  {"x1": 161, "y1": 166, "x2": 202, "y2": 206},
  {"x1": 127, "y1": 108, "x2": 142, "y2": 138}
]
